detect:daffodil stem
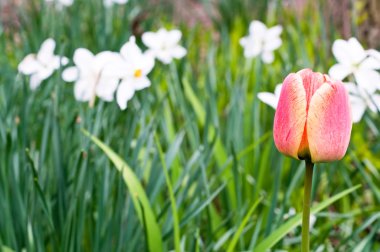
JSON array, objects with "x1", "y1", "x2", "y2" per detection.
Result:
[{"x1": 301, "y1": 160, "x2": 314, "y2": 252}]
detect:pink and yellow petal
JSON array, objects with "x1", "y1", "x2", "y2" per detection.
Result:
[
  {"x1": 307, "y1": 81, "x2": 352, "y2": 163},
  {"x1": 297, "y1": 69, "x2": 325, "y2": 108},
  {"x1": 273, "y1": 73, "x2": 307, "y2": 159}
]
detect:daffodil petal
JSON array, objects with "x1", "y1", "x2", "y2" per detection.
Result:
[
  {"x1": 328, "y1": 64, "x2": 351, "y2": 81},
  {"x1": 133, "y1": 76, "x2": 151, "y2": 91},
  {"x1": 62, "y1": 66, "x2": 79, "y2": 82},
  {"x1": 74, "y1": 79, "x2": 93, "y2": 102},
  {"x1": 117, "y1": 80, "x2": 135, "y2": 110},
  {"x1": 166, "y1": 30, "x2": 182, "y2": 47},
  {"x1": 249, "y1": 20, "x2": 267, "y2": 36},
  {"x1": 257, "y1": 92, "x2": 278, "y2": 109},
  {"x1": 347, "y1": 37, "x2": 367, "y2": 64},
  {"x1": 96, "y1": 77, "x2": 119, "y2": 102},
  {"x1": 354, "y1": 69, "x2": 380, "y2": 93},
  {"x1": 30, "y1": 73, "x2": 43, "y2": 90},
  {"x1": 37, "y1": 38, "x2": 56, "y2": 64},
  {"x1": 261, "y1": 51, "x2": 274, "y2": 64},
  {"x1": 18, "y1": 54, "x2": 40, "y2": 75},
  {"x1": 73, "y1": 48, "x2": 94, "y2": 69},
  {"x1": 142, "y1": 32, "x2": 160, "y2": 49},
  {"x1": 171, "y1": 46, "x2": 187, "y2": 59},
  {"x1": 349, "y1": 95, "x2": 366, "y2": 123}
]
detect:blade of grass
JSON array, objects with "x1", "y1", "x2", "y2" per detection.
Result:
[
  {"x1": 255, "y1": 184, "x2": 361, "y2": 251},
  {"x1": 82, "y1": 129, "x2": 163, "y2": 252},
  {"x1": 154, "y1": 134, "x2": 181, "y2": 252},
  {"x1": 226, "y1": 196, "x2": 263, "y2": 252},
  {"x1": 1, "y1": 246, "x2": 15, "y2": 252}
]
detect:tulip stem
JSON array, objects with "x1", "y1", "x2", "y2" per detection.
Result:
[{"x1": 301, "y1": 160, "x2": 314, "y2": 252}]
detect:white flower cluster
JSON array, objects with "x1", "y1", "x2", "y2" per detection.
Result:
[
  {"x1": 256, "y1": 35, "x2": 380, "y2": 124},
  {"x1": 18, "y1": 39, "x2": 69, "y2": 90},
  {"x1": 240, "y1": 20, "x2": 283, "y2": 64},
  {"x1": 18, "y1": 29, "x2": 187, "y2": 110},
  {"x1": 329, "y1": 38, "x2": 380, "y2": 123},
  {"x1": 45, "y1": 0, "x2": 129, "y2": 8}
]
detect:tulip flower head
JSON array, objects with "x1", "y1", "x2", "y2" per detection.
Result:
[
  {"x1": 273, "y1": 69, "x2": 352, "y2": 163},
  {"x1": 18, "y1": 38, "x2": 68, "y2": 89}
]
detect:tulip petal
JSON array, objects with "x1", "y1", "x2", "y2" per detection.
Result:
[
  {"x1": 273, "y1": 73, "x2": 307, "y2": 159},
  {"x1": 297, "y1": 69, "x2": 325, "y2": 107},
  {"x1": 307, "y1": 81, "x2": 352, "y2": 163}
]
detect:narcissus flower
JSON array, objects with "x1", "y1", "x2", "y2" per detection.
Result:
[
  {"x1": 103, "y1": 0, "x2": 128, "y2": 8},
  {"x1": 345, "y1": 82, "x2": 380, "y2": 123},
  {"x1": 18, "y1": 38, "x2": 68, "y2": 89},
  {"x1": 45, "y1": 0, "x2": 74, "y2": 8},
  {"x1": 142, "y1": 28, "x2": 187, "y2": 64},
  {"x1": 112, "y1": 36, "x2": 155, "y2": 110},
  {"x1": 273, "y1": 69, "x2": 352, "y2": 163},
  {"x1": 239, "y1": 20, "x2": 282, "y2": 63},
  {"x1": 329, "y1": 38, "x2": 380, "y2": 93},
  {"x1": 62, "y1": 48, "x2": 121, "y2": 104}
]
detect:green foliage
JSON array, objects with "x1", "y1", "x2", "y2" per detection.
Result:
[{"x1": 0, "y1": 0, "x2": 379, "y2": 251}]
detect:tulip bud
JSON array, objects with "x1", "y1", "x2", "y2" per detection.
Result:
[{"x1": 273, "y1": 69, "x2": 352, "y2": 163}]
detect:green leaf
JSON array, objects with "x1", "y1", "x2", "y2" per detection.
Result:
[
  {"x1": 255, "y1": 184, "x2": 361, "y2": 251},
  {"x1": 226, "y1": 196, "x2": 263, "y2": 252},
  {"x1": 155, "y1": 135, "x2": 181, "y2": 252},
  {"x1": 83, "y1": 130, "x2": 163, "y2": 252},
  {"x1": 1, "y1": 246, "x2": 15, "y2": 252}
]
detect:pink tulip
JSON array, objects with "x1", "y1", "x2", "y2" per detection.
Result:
[{"x1": 273, "y1": 69, "x2": 352, "y2": 163}]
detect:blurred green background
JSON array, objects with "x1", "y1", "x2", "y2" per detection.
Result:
[{"x1": 0, "y1": 0, "x2": 380, "y2": 251}]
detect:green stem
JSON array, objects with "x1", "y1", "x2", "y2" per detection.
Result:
[{"x1": 301, "y1": 160, "x2": 314, "y2": 252}]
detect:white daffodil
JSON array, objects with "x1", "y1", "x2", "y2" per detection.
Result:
[
  {"x1": 18, "y1": 38, "x2": 68, "y2": 90},
  {"x1": 239, "y1": 20, "x2": 282, "y2": 64},
  {"x1": 367, "y1": 49, "x2": 380, "y2": 66},
  {"x1": 112, "y1": 36, "x2": 154, "y2": 110},
  {"x1": 62, "y1": 48, "x2": 121, "y2": 106},
  {"x1": 142, "y1": 28, "x2": 187, "y2": 64},
  {"x1": 103, "y1": 0, "x2": 128, "y2": 7},
  {"x1": 345, "y1": 82, "x2": 380, "y2": 123},
  {"x1": 329, "y1": 38, "x2": 380, "y2": 93},
  {"x1": 257, "y1": 84, "x2": 282, "y2": 109},
  {"x1": 45, "y1": 0, "x2": 74, "y2": 8}
]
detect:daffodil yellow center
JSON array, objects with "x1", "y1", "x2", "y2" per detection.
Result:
[{"x1": 134, "y1": 69, "x2": 142, "y2": 78}]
